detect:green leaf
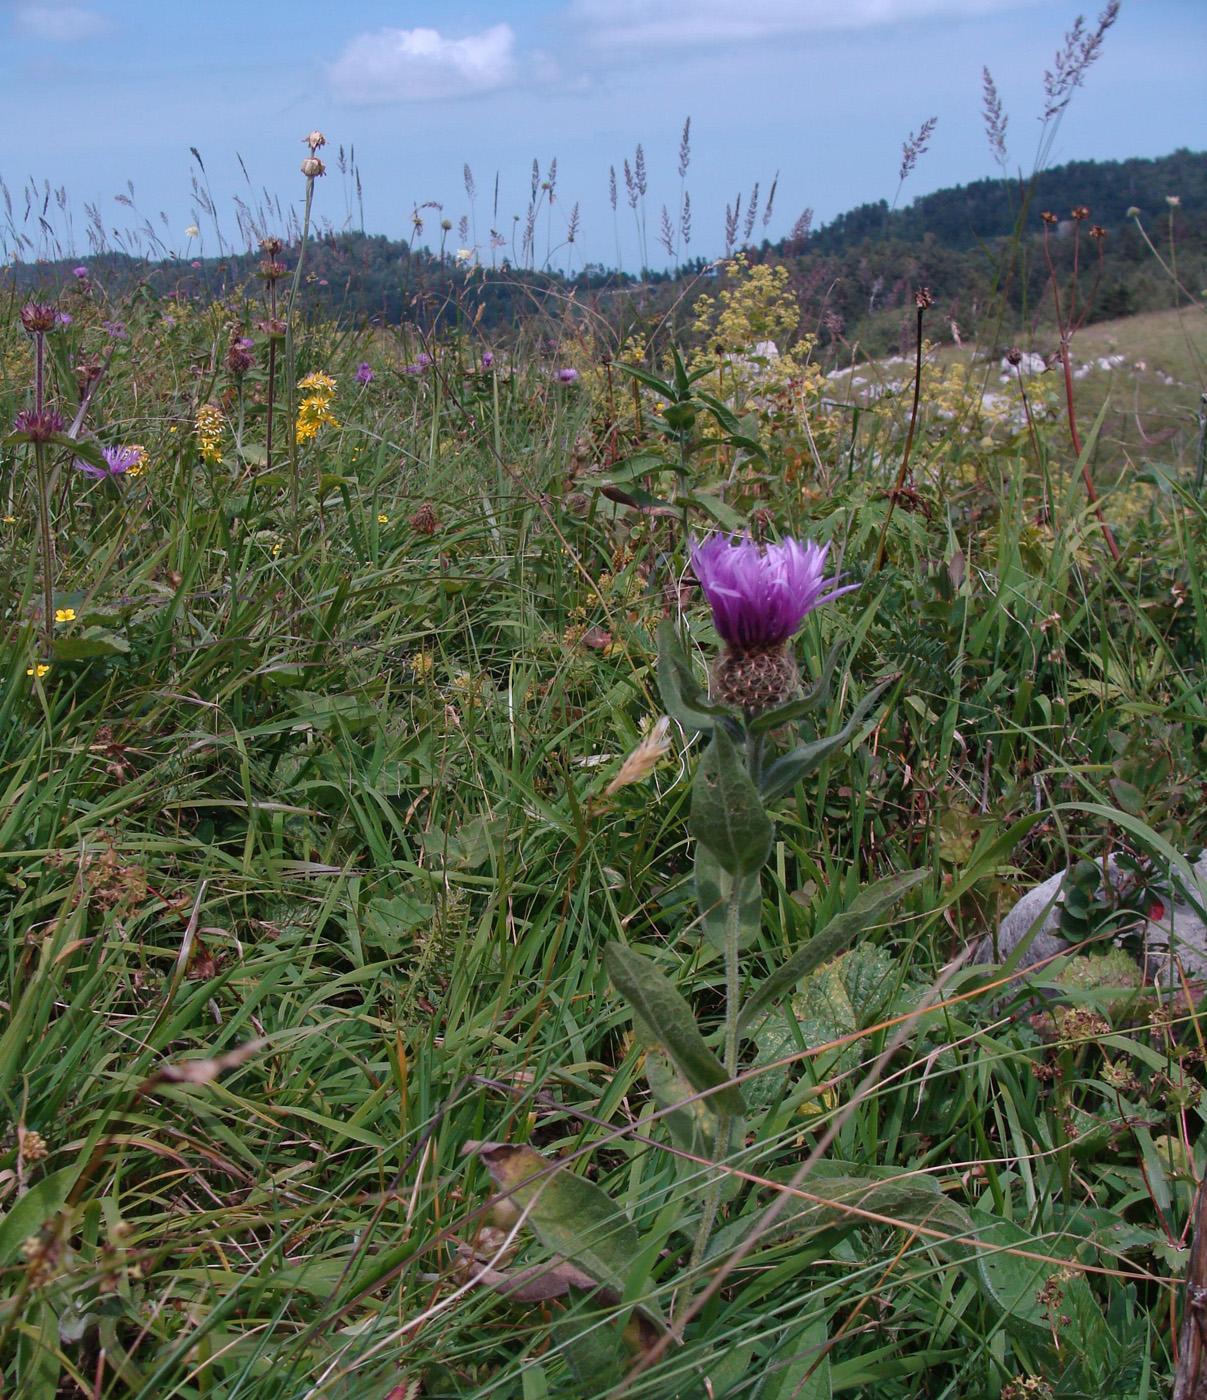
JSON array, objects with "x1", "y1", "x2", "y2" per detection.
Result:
[
  {"x1": 617, "y1": 363, "x2": 676, "y2": 399},
  {"x1": 691, "y1": 724, "x2": 773, "y2": 876},
  {"x1": 0, "y1": 1167, "x2": 77, "y2": 1265},
  {"x1": 605, "y1": 942, "x2": 745, "y2": 1115},
  {"x1": 472, "y1": 1141, "x2": 638, "y2": 1297},
  {"x1": 696, "y1": 846, "x2": 762, "y2": 952},
  {"x1": 739, "y1": 870, "x2": 927, "y2": 1032},
  {"x1": 643, "y1": 1044, "x2": 721, "y2": 1157},
  {"x1": 680, "y1": 491, "x2": 744, "y2": 530},
  {"x1": 758, "y1": 1319, "x2": 831, "y2": 1400},
  {"x1": 655, "y1": 619, "x2": 731, "y2": 734},
  {"x1": 52, "y1": 628, "x2": 130, "y2": 661},
  {"x1": 759, "y1": 677, "x2": 896, "y2": 803},
  {"x1": 51, "y1": 434, "x2": 108, "y2": 472}
]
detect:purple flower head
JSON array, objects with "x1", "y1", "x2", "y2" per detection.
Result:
[
  {"x1": 403, "y1": 363, "x2": 425, "y2": 376},
  {"x1": 355, "y1": 361, "x2": 374, "y2": 385},
  {"x1": 689, "y1": 532, "x2": 857, "y2": 650},
  {"x1": 20, "y1": 302, "x2": 58, "y2": 334},
  {"x1": 55, "y1": 311, "x2": 73, "y2": 327},
  {"x1": 74, "y1": 444, "x2": 142, "y2": 480},
  {"x1": 416, "y1": 351, "x2": 433, "y2": 369},
  {"x1": 12, "y1": 408, "x2": 65, "y2": 442},
  {"x1": 481, "y1": 350, "x2": 494, "y2": 369},
  {"x1": 73, "y1": 265, "x2": 89, "y2": 279},
  {"x1": 102, "y1": 320, "x2": 128, "y2": 340},
  {"x1": 556, "y1": 367, "x2": 579, "y2": 384}
]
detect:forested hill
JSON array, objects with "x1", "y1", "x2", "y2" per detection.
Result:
[
  {"x1": 4, "y1": 149, "x2": 1204, "y2": 346},
  {"x1": 792, "y1": 148, "x2": 1206, "y2": 255}
]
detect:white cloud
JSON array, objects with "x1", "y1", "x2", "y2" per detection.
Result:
[
  {"x1": 14, "y1": 3, "x2": 110, "y2": 41},
  {"x1": 570, "y1": 0, "x2": 1038, "y2": 48},
  {"x1": 329, "y1": 24, "x2": 518, "y2": 105}
]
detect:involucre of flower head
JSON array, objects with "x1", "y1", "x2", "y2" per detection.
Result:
[
  {"x1": 20, "y1": 302, "x2": 58, "y2": 334},
  {"x1": 12, "y1": 407, "x2": 65, "y2": 442},
  {"x1": 689, "y1": 532, "x2": 857, "y2": 651}
]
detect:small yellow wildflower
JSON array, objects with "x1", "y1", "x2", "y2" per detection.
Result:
[
  {"x1": 26, "y1": 663, "x2": 51, "y2": 679},
  {"x1": 295, "y1": 370, "x2": 339, "y2": 444},
  {"x1": 3, "y1": 515, "x2": 15, "y2": 524},
  {"x1": 271, "y1": 542, "x2": 282, "y2": 557},
  {"x1": 298, "y1": 370, "x2": 337, "y2": 395},
  {"x1": 168, "y1": 425, "x2": 178, "y2": 434},
  {"x1": 54, "y1": 608, "x2": 76, "y2": 624},
  {"x1": 410, "y1": 652, "x2": 434, "y2": 677},
  {"x1": 195, "y1": 403, "x2": 224, "y2": 463},
  {"x1": 377, "y1": 513, "x2": 389, "y2": 524}
]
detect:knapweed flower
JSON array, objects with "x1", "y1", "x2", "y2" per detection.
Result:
[
  {"x1": 74, "y1": 444, "x2": 144, "y2": 480},
  {"x1": 355, "y1": 362, "x2": 374, "y2": 385},
  {"x1": 20, "y1": 302, "x2": 58, "y2": 334},
  {"x1": 689, "y1": 532, "x2": 857, "y2": 713},
  {"x1": 481, "y1": 350, "x2": 494, "y2": 369},
  {"x1": 72, "y1": 265, "x2": 89, "y2": 279},
  {"x1": 102, "y1": 320, "x2": 128, "y2": 340},
  {"x1": 55, "y1": 311, "x2": 72, "y2": 327},
  {"x1": 556, "y1": 367, "x2": 579, "y2": 384},
  {"x1": 12, "y1": 408, "x2": 65, "y2": 442},
  {"x1": 195, "y1": 403, "x2": 224, "y2": 463}
]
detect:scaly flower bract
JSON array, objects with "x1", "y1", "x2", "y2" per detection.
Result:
[{"x1": 690, "y1": 532, "x2": 856, "y2": 651}]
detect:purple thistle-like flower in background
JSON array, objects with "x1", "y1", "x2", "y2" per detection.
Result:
[
  {"x1": 689, "y1": 532, "x2": 858, "y2": 712},
  {"x1": 102, "y1": 320, "x2": 128, "y2": 340},
  {"x1": 55, "y1": 311, "x2": 73, "y2": 327},
  {"x1": 73, "y1": 265, "x2": 89, "y2": 279},
  {"x1": 355, "y1": 362, "x2": 374, "y2": 385},
  {"x1": 556, "y1": 367, "x2": 579, "y2": 383},
  {"x1": 416, "y1": 352, "x2": 433, "y2": 369},
  {"x1": 481, "y1": 350, "x2": 494, "y2": 369},
  {"x1": 13, "y1": 408, "x2": 66, "y2": 442},
  {"x1": 74, "y1": 445, "x2": 142, "y2": 480}
]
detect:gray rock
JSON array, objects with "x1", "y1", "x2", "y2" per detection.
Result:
[{"x1": 976, "y1": 850, "x2": 1207, "y2": 985}]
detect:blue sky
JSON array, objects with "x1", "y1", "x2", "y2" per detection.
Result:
[{"x1": 1, "y1": 0, "x2": 1203, "y2": 269}]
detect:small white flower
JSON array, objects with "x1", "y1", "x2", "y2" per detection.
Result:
[{"x1": 185, "y1": 225, "x2": 200, "y2": 239}]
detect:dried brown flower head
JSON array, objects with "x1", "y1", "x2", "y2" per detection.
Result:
[
  {"x1": 300, "y1": 156, "x2": 326, "y2": 179},
  {"x1": 409, "y1": 503, "x2": 439, "y2": 535},
  {"x1": 914, "y1": 287, "x2": 934, "y2": 310},
  {"x1": 1070, "y1": 205, "x2": 1090, "y2": 221},
  {"x1": 1040, "y1": 210, "x2": 1059, "y2": 225}
]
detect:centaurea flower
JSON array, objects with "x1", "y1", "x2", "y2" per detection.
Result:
[
  {"x1": 74, "y1": 444, "x2": 144, "y2": 480},
  {"x1": 355, "y1": 362, "x2": 374, "y2": 385},
  {"x1": 689, "y1": 532, "x2": 857, "y2": 713}
]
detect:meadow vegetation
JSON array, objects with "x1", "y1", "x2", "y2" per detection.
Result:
[{"x1": 1, "y1": 59, "x2": 1206, "y2": 1400}]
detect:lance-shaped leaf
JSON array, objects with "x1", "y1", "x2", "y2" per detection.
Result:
[
  {"x1": 696, "y1": 846, "x2": 762, "y2": 953},
  {"x1": 738, "y1": 869, "x2": 928, "y2": 1033},
  {"x1": 643, "y1": 1044, "x2": 722, "y2": 1157},
  {"x1": 470, "y1": 1142, "x2": 638, "y2": 1297},
  {"x1": 655, "y1": 618, "x2": 731, "y2": 734},
  {"x1": 691, "y1": 723, "x2": 773, "y2": 876},
  {"x1": 605, "y1": 942, "x2": 746, "y2": 1115},
  {"x1": 759, "y1": 676, "x2": 897, "y2": 804},
  {"x1": 748, "y1": 640, "x2": 844, "y2": 735}
]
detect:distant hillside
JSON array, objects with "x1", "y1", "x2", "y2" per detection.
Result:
[
  {"x1": 792, "y1": 148, "x2": 1206, "y2": 256},
  {"x1": 4, "y1": 149, "x2": 1204, "y2": 357}
]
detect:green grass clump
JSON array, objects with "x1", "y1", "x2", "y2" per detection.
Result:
[{"x1": 0, "y1": 260, "x2": 1204, "y2": 1400}]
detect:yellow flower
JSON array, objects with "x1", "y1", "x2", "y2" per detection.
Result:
[
  {"x1": 195, "y1": 403, "x2": 224, "y2": 463},
  {"x1": 168, "y1": 425, "x2": 178, "y2": 434},
  {"x1": 297, "y1": 370, "x2": 337, "y2": 395},
  {"x1": 26, "y1": 663, "x2": 51, "y2": 679},
  {"x1": 54, "y1": 608, "x2": 76, "y2": 624},
  {"x1": 3, "y1": 515, "x2": 15, "y2": 524},
  {"x1": 271, "y1": 542, "x2": 282, "y2": 557},
  {"x1": 377, "y1": 513, "x2": 389, "y2": 524}
]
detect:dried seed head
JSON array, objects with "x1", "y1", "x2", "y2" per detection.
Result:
[
  {"x1": 300, "y1": 156, "x2": 326, "y2": 179},
  {"x1": 1070, "y1": 205, "x2": 1090, "y2": 220},
  {"x1": 710, "y1": 645, "x2": 799, "y2": 716},
  {"x1": 409, "y1": 503, "x2": 439, "y2": 535},
  {"x1": 1040, "y1": 210, "x2": 1058, "y2": 225},
  {"x1": 258, "y1": 317, "x2": 287, "y2": 340},
  {"x1": 305, "y1": 130, "x2": 327, "y2": 152},
  {"x1": 604, "y1": 717, "x2": 673, "y2": 796},
  {"x1": 914, "y1": 286, "x2": 934, "y2": 310},
  {"x1": 1006, "y1": 347, "x2": 1023, "y2": 366},
  {"x1": 259, "y1": 259, "x2": 288, "y2": 281},
  {"x1": 1088, "y1": 224, "x2": 1106, "y2": 241},
  {"x1": 259, "y1": 236, "x2": 283, "y2": 255}
]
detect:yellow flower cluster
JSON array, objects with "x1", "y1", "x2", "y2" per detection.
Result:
[
  {"x1": 296, "y1": 371, "x2": 339, "y2": 444},
  {"x1": 195, "y1": 404, "x2": 224, "y2": 464}
]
